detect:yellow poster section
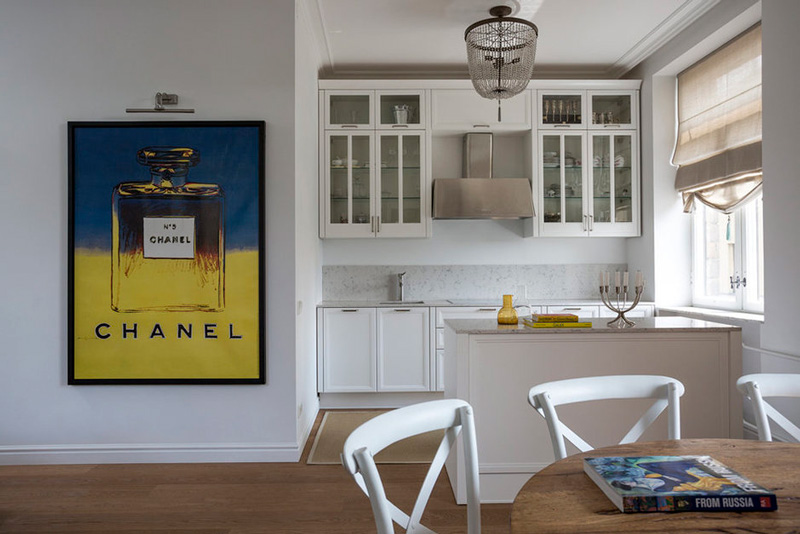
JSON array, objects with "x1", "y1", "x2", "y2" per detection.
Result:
[{"x1": 74, "y1": 250, "x2": 260, "y2": 380}]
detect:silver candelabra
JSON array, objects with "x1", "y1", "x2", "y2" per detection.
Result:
[{"x1": 599, "y1": 270, "x2": 644, "y2": 328}]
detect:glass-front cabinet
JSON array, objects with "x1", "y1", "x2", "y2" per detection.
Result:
[
  {"x1": 376, "y1": 91, "x2": 425, "y2": 130},
  {"x1": 539, "y1": 131, "x2": 638, "y2": 237},
  {"x1": 588, "y1": 132, "x2": 638, "y2": 236},
  {"x1": 539, "y1": 133, "x2": 588, "y2": 236},
  {"x1": 538, "y1": 90, "x2": 585, "y2": 129},
  {"x1": 325, "y1": 132, "x2": 374, "y2": 237},
  {"x1": 323, "y1": 131, "x2": 426, "y2": 238},
  {"x1": 588, "y1": 90, "x2": 637, "y2": 130},
  {"x1": 325, "y1": 90, "x2": 373, "y2": 129},
  {"x1": 376, "y1": 132, "x2": 425, "y2": 236}
]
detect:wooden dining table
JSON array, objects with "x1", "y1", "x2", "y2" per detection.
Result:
[{"x1": 511, "y1": 439, "x2": 800, "y2": 533}]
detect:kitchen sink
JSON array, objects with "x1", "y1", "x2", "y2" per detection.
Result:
[{"x1": 380, "y1": 300, "x2": 425, "y2": 304}]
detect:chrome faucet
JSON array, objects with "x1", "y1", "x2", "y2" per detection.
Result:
[{"x1": 397, "y1": 272, "x2": 406, "y2": 301}]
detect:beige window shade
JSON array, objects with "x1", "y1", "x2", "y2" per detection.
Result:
[{"x1": 673, "y1": 24, "x2": 762, "y2": 213}]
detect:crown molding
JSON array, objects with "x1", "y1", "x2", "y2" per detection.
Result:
[
  {"x1": 607, "y1": 0, "x2": 721, "y2": 78},
  {"x1": 311, "y1": 0, "x2": 722, "y2": 81}
]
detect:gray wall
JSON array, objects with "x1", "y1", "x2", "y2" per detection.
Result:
[{"x1": 0, "y1": 0, "x2": 312, "y2": 463}]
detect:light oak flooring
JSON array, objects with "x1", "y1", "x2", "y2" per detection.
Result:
[{"x1": 0, "y1": 411, "x2": 512, "y2": 533}]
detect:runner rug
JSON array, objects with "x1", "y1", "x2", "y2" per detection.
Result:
[{"x1": 307, "y1": 410, "x2": 443, "y2": 465}]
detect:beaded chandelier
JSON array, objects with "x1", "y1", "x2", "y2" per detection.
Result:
[{"x1": 465, "y1": 5, "x2": 538, "y2": 118}]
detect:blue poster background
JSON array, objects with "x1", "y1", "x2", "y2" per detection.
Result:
[{"x1": 72, "y1": 123, "x2": 262, "y2": 251}]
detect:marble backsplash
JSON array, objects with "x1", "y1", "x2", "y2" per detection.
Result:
[{"x1": 322, "y1": 264, "x2": 627, "y2": 301}]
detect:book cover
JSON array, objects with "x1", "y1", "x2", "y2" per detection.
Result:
[
  {"x1": 584, "y1": 456, "x2": 778, "y2": 513},
  {"x1": 531, "y1": 313, "x2": 580, "y2": 322},
  {"x1": 522, "y1": 319, "x2": 592, "y2": 328}
]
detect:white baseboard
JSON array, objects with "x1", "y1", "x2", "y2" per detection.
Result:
[{"x1": 0, "y1": 441, "x2": 303, "y2": 465}]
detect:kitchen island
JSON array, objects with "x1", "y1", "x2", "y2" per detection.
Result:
[{"x1": 442, "y1": 317, "x2": 742, "y2": 504}]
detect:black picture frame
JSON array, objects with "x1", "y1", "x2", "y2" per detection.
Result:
[{"x1": 68, "y1": 121, "x2": 266, "y2": 384}]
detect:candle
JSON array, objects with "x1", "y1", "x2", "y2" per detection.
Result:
[
  {"x1": 623, "y1": 271, "x2": 629, "y2": 287},
  {"x1": 604, "y1": 271, "x2": 609, "y2": 287},
  {"x1": 600, "y1": 272, "x2": 604, "y2": 287},
  {"x1": 615, "y1": 271, "x2": 620, "y2": 288},
  {"x1": 636, "y1": 270, "x2": 643, "y2": 288}
]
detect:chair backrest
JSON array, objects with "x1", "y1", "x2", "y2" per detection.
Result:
[
  {"x1": 527, "y1": 375, "x2": 685, "y2": 461},
  {"x1": 341, "y1": 399, "x2": 480, "y2": 534},
  {"x1": 736, "y1": 373, "x2": 800, "y2": 442}
]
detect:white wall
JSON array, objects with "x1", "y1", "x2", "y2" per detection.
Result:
[
  {"x1": 0, "y1": 0, "x2": 306, "y2": 463},
  {"x1": 295, "y1": 1, "x2": 323, "y2": 443},
  {"x1": 760, "y1": 0, "x2": 800, "y2": 362}
]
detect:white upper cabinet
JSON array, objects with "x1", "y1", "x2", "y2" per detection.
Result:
[
  {"x1": 588, "y1": 90, "x2": 638, "y2": 130},
  {"x1": 376, "y1": 90, "x2": 426, "y2": 130},
  {"x1": 536, "y1": 82, "x2": 641, "y2": 237},
  {"x1": 324, "y1": 90, "x2": 374, "y2": 129},
  {"x1": 320, "y1": 86, "x2": 430, "y2": 239},
  {"x1": 537, "y1": 90, "x2": 586, "y2": 129},
  {"x1": 431, "y1": 89, "x2": 531, "y2": 132}
]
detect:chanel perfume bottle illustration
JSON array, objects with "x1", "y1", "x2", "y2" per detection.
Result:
[{"x1": 111, "y1": 147, "x2": 225, "y2": 312}]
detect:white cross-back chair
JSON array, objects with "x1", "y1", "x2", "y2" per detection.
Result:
[
  {"x1": 528, "y1": 375, "x2": 685, "y2": 461},
  {"x1": 736, "y1": 373, "x2": 800, "y2": 442},
  {"x1": 341, "y1": 399, "x2": 481, "y2": 534}
]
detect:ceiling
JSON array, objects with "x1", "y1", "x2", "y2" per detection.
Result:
[{"x1": 304, "y1": 0, "x2": 720, "y2": 79}]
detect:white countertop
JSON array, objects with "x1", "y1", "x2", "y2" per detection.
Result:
[
  {"x1": 317, "y1": 299, "x2": 654, "y2": 308},
  {"x1": 444, "y1": 316, "x2": 740, "y2": 333}
]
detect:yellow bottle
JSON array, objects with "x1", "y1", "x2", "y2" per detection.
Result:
[{"x1": 497, "y1": 294, "x2": 518, "y2": 324}]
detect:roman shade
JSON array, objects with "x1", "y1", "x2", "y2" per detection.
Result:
[{"x1": 673, "y1": 24, "x2": 762, "y2": 213}]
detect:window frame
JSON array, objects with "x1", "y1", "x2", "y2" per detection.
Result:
[{"x1": 691, "y1": 192, "x2": 764, "y2": 313}]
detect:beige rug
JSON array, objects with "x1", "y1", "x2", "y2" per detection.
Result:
[{"x1": 307, "y1": 410, "x2": 444, "y2": 465}]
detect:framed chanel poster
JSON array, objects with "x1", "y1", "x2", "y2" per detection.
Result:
[{"x1": 68, "y1": 121, "x2": 265, "y2": 384}]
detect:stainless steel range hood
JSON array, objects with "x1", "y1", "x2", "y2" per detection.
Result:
[{"x1": 432, "y1": 133, "x2": 534, "y2": 219}]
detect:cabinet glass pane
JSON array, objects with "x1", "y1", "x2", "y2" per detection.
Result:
[
  {"x1": 352, "y1": 136, "x2": 371, "y2": 225},
  {"x1": 380, "y1": 94, "x2": 421, "y2": 126},
  {"x1": 592, "y1": 94, "x2": 631, "y2": 126},
  {"x1": 564, "y1": 136, "x2": 583, "y2": 223},
  {"x1": 593, "y1": 135, "x2": 611, "y2": 223},
  {"x1": 329, "y1": 136, "x2": 349, "y2": 225},
  {"x1": 542, "y1": 135, "x2": 562, "y2": 223},
  {"x1": 330, "y1": 95, "x2": 370, "y2": 125},
  {"x1": 542, "y1": 94, "x2": 581, "y2": 125},
  {"x1": 614, "y1": 136, "x2": 632, "y2": 222},
  {"x1": 402, "y1": 136, "x2": 421, "y2": 223},
  {"x1": 380, "y1": 136, "x2": 399, "y2": 224}
]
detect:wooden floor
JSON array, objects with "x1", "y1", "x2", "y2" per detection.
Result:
[{"x1": 0, "y1": 411, "x2": 512, "y2": 533}]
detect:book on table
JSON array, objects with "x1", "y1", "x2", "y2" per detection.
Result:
[
  {"x1": 530, "y1": 313, "x2": 580, "y2": 322},
  {"x1": 583, "y1": 455, "x2": 778, "y2": 513},
  {"x1": 521, "y1": 316, "x2": 591, "y2": 328},
  {"x1": 522, "y1": 320, "x2": 592, "y2": 328}
]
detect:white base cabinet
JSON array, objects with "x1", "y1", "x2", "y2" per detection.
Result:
[
  {"x1": 318, "y1": 307, "x2": 431, "y2": 393},
  {"x1": 319, "y1": 308, "x2": 377, "y2": 392},
  {"x1": 319, "y1": 302, "x2": 654, "y2": 395}
]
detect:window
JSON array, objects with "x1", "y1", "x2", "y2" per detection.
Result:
[
  {"x1": 673, "y1": 24, "x2": 763, "y2": 313},
  {"x1": 692, "y1": 192, "x2": 763, "y2": 312}
]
